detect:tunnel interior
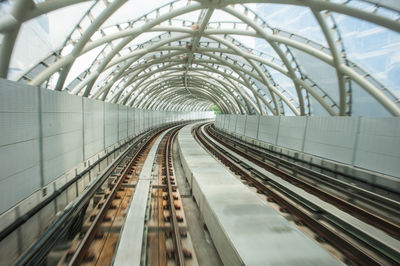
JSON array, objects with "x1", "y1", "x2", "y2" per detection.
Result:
[{"x1": 0, "y1": 0, "x2": 400, "y2": 265}]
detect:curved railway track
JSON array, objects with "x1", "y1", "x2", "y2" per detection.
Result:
[
  {"x1": 12, "y1": 121, "x2": 400, "y2": 265},
  {"x1": 160, "y1": 125, "x2": 193, "y2": 265},
  {"x1": 15, "y1": 127, "x2": 163, "y2": 265},
  {"x1": 66, "y1": 131, "x2": 160, "y2": 265},
  {"x1": 14, "y1": 123, "x2": 193, "y2": 265},
  {"x1": 194, "y1": 122, "x2": 400, "y2": 265},
  {"x1": 206, "y1": 124, "x2": 400, "y2": 237}
]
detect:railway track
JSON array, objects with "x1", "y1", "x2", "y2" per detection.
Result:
[
  {"x1": 14, "y1": 121, "x2": 399, "y2": 265},
  {"x1": 14, "y1": 124, "x2": 192, "y2": 265},
  {"x1": 206, "y1": 125, "x2": 400, "y2": 237},
  {"x1": 209, "y1": 125, "x2": 400, "y2": 217},
  {"x1": 206, "y1": 124, "x2": 400, "y2": 236},
  {"x1": 157, "y1": 126, "x2": 194, "y2": 265},
  {"x1": 64, "y1": 132, "x2": 157, "y2": 265},
  {"x1": 194, "y1": 123, "x2": 400, "y2": 265}
]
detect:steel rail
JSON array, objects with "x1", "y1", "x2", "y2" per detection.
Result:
[
  {"x1": 0, "y1": 129, "x2": 153, "y2": 243},
  {"x1": 164, "y1": 127, "x2": 186, "y2": 266},
  {"x1": 210, "y1": 125, "x2": 400, "y2": 219},
  {"x1": 212, "y1": 124, "x2": 400, "y2": 200},
  {"x1": 67, "y1": 129, "x2": 164, "y2": 265},
  {"x1": 193, "y1": 123, "x2": 398, "y2": 265},
  {"x1": 205, "y1": 125, "x2": 400, "y2": 241},
  {"x1": 14, "y1": 124, "x2": 176, "y2": 265}
]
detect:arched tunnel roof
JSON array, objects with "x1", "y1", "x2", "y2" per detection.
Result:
[{"x1": 0, "y1": 0, "x2": 399, "y2": 116}]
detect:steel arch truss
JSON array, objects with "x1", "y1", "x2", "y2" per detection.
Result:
[{"x1": 2, "y1": 0, "x2": 399, "y2": 115}]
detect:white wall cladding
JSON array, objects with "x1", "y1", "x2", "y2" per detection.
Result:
[
  {"x1": 0, "y1": 78, "x2": 213, "y2": 214},
  {"x1": 134, "y1": 108, "x2": 142, "y2": 134},
  {"x1": 154, "y1": 110, "x2": 160, "y2": 126},
  {"x1": 235, "y1": 115, "x2": 246, "y2": 135},
  {"x1": 215, "y1": 115, "x2": 400, "y2": 178},
  {"x1": 104, "y1": 102, "x2": 118, "y2": 148},
  {"x1": 160, "y1": 111, "x2": 166, "y2": 124},
  {"x1": 277, "y1": 117, "x2": 307, "y2": 151},
  {"x1": 258, "y1": 116, "x2": 279, "y2": 143},
  {"x1": 245, "y1": 115, "x2": 259, "y2": 139},
  {"x1": 83, "y1": 98, "x2": 104, "y2": 160},
  {"x1": 118, "y1": 105, "x2": 128, "y2": 141},
  {"x1": 215, "y1": 115, "x2": 221, "y2": 128},
  {"x1": 303, "y1": 117, "x2": 358, "y2": 164},
  {"x1": 0, "y1": 80, "x2": 41, "y2": 214},
  {"x1": 222, "y1": 114, "x2": 229, "y2": 130},
  {"x1": 228, "y1": 115, "x2": 237, "y2": 132},
  {"x1": 355, "y1": 118, "x2": 400, "y2": 177},
  {"x1": 41, "y1": 89, "x2": 83, "y2": 185},
  {"x1": 128, "y1": 108, "x2": 135, "y2": 136},
  {"x1": 143, "y1": 109, "x2": 149, "y2": 130}
]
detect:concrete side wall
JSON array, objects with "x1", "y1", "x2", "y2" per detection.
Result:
[
  {"x1": 215, "y1": 115, "x2": 400, "y2": 178},
  {"x1": 41, "y1": 90, "x2": 83, "y2": 186},
  {"x1": 0, "y1": 81, "x2": 41, "y2": 217},
  {"x1": 104, "y1": 102, "x2": 118, "y2": 148},
  {"x1": 84, "y1": 98, "x2": 105, "y2": 160},
  {"x1": 244, "y1": 115, "x2": 258, "y2": 139},
  {"x1": 228, "y1": 115, "x2": 237, "y2": 132},
  {"x1": 277, "y1": 117, "x2": 307, "y2": 151},
  {"x1": 235, "y1": 115, "x2": 246, "y2": 135},
  {"x1": 0, "y1": 78, "x2": 214, "y2": 214},
  {"x1": 258, "y1": 116, "x2": 279, "y2": 143},
  {"x1": 128, "y1": 107, "x2": 135, "y2": 136},
  {"x1": 118, "y1": 105, "x2": 128, "y2": 141},
  {"x1": 304, "y1": 117, "x2": 358, "y2": 164},
  {"x1": 355, "y1": 118, "x2": 400, "y2": 176}
]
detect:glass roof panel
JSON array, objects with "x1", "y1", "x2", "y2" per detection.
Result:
[
  {"x1": 102, "y1": 0, "x2": 174, "y2": 28},
  {"x1": 253, "y1": 37, "x2": 284, "y2": 64},
  {"x1": 208, "y1": 9, "x2": 242, "y2": 23},
  {"x1": 360, "y1": 0, "x2": 400, "y2": 12},
  {"x1": 290, "y1": 47, "x2": 340, "y2": 105},
  {"x1": 268, "y1": 68, "x2": 297, "y2": 98},
  {"x1": 9, "y1": 19, "x2": 53, "y2": 80},
  {"x1": 333, "y1": 12, "x2": 400, "y2": 97},
  {"x1": 282, "y1": 102, "x2": 295, "y2": 116},
  {"x1": 253, "y1": 79, "x2": 272, "y2": 100},
  {"x1": 65, "y1": 44, "x2": 107, "y2": 86},
  {"x1": 255, "y1": 4, "x2": 327, "y2": 46},
  {"x1": 351, "y1": 80, "x2": 391, "y2": 116},
  {"x1": 2, "y1": 1, "x2": 93, "y2": 80},
  {"x1": 173, "y1": 10, "x2": 201, "y2": 23},
  {"x1": 309, "y1": 95, "x2": 330, "y2": 116}
]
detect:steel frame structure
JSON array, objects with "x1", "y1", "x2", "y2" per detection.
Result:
[{"x1": 1, "y1": 0, "x2": 399, "y2": 115}]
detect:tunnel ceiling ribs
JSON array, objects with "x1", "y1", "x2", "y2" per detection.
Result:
[{"x1": 1, "y1": 0, "x2": 399, "y2": 115}]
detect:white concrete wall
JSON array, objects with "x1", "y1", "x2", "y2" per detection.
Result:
[
  {"x1": 215, "y1": 114, "x2": 400, "y2": 178},
  {"x1": 354, "y1": 118, "x2": 400, "y2": 177},
  {"x1": 228, "y1": 115, "x2": 237, "y2": 132},
  {"x1": 135, "y1": 108, "x2": 142, "y2": 134},
  {"x1": 303, "y1": 117, "x2": 358, "y2": 164},
  {"x1": 128, "y1": 107, "x2": 135, "y2": 136},
  {"x1": 104, "y1": 102, "x2": 118, "y2": 148},
  {"x1": 217, "y1": 115, "x2": 224, "y2": 129},
  {"x1": 41, "y1": 89, "x2": 83, "y2": 185},
  {"x1": 0, "y1": 81, "x2": 41, "y2": 215},
  {"x1": 84, "y1": 98, "x2": 105, "y2": 160},
  {"x1": 222, "y1": 115, "x2": 227, "y2": 130},
  {"x1": 277, "y1": 117, "x2": 307, "y2": 151},
  {"x1": 235, "y1": 115, "x2": 246, "y2": 135},
  {"x1": 0, "y1": 79, "x2": 213, "y2": 214},
  {"x1": 244, "y1": 115, "x2": 259, "y2": 139},
  {"x1": 118, "y1": 105, "x2": 128, "y2": 141},
  {"x1": 258, "y1": 116, "x2": 279, "y2": 144},
  {"x1": 215, "y1": 115, "x2": 222, "y2": 128}
]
